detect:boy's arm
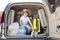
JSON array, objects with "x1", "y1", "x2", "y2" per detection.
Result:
[{"x1": 28, "y1": 18, "x2": 34, "y2": 31}]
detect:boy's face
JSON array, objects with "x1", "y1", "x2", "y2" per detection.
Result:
[{"x1": 23, "y1": 11, "x2": 28, "y2": 16}]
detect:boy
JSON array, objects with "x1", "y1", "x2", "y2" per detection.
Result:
[{"x1": 19, "y1": 9, "x2": 34, "y2": 37}]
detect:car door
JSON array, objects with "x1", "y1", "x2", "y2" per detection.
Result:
[{"x1": 49, "y1": 7, "x2": 60, "y2": 38}]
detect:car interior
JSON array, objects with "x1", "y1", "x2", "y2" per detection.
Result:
[{"x1": 5, "y1": 4, "x2": 48, "y2": 38}]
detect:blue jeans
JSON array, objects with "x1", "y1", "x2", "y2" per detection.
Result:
[
  {"x1": 24, "y1": 25, "x2": 31, "y2": 33},
  {"x1": 17, "y1": 25, "x2": 31, "y2": 35}
]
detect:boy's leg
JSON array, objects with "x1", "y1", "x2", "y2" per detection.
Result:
[
  {"x1": 17, "y1": 25, "x2": 26, "y2": 35},
  {"x1": 25, "y1": 25, "x2": 31, "y2": 33},
  {"x1": 20, "y1": 25, "x2": 26, "y2": 29}
]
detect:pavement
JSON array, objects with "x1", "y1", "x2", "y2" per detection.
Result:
[{"x1": 1, "y1": 37, "x2": 52, "y2": 40}]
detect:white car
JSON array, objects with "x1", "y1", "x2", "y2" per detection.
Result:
[{"x1": 0, "y1": 0, "x2": 60, "y2": 39}]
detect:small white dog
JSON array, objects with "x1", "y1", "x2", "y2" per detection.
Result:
[{"x1": 31, "y1": 30, "x2": 38, "y2": 37}]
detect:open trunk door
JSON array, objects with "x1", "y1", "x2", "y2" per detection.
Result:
[{"x1": 49, "y1": 7, "x2": 60, "y2": 38}]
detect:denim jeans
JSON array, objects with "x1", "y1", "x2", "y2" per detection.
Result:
[
  {"x1": 24, "y1": 25, "x2": 31, "y2": 33},
  {"x1": 17, "y1": 25, "x2": 31, "y2": 35}
]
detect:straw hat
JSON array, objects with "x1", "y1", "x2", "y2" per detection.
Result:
[{"x1": 21, "y1": 9, "x2": 29, "y2": 15}]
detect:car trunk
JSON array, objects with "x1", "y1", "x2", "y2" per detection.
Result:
[{"x1": 4, "y1": 3, "x2": 49, "y2": 38}]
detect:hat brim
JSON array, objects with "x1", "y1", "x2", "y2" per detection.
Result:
[{"x1": 21, "y1": 10, "x2": 30, "y2": 15}]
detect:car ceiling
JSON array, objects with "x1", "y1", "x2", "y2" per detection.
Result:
[{"x1": 11, "y1": 5, "x2": 42, "y2": 10}]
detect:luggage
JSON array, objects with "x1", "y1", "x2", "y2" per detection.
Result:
[
  {"x1": 37, "y1": 18, "x2": 40, "y2": 32},
  {"x1": 8, "y1": 22, "x2": 19, "y2": 35},
  {"x1": 33, "y1": 18, "x2": 36, "y2": 30},
  {"x1": 32, "y1": 18, "x2": 41, "y2": 33}
]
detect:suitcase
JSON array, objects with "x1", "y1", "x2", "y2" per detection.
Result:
[{"x1": 32, "y1": 18, "x2": 41, "y2": 33}]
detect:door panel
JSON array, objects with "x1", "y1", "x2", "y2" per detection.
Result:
[
  {"x1": 49, "y1": 13, "x2": 60, "y2": 38},
  {"x1": 38, "y1": 9, "x2": 47, "y2": 28},
  {"x1": 7, "y1": 10, "x2": 15, "y2": 26}
]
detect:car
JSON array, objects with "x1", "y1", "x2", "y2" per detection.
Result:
[{"x1": 0, "y1": 0, "x2": 60, "y2": 40}]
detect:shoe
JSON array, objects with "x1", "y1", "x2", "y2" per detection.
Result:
[{"x1": 31, "y1": 31, "x2": 34, "y2": 37}]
